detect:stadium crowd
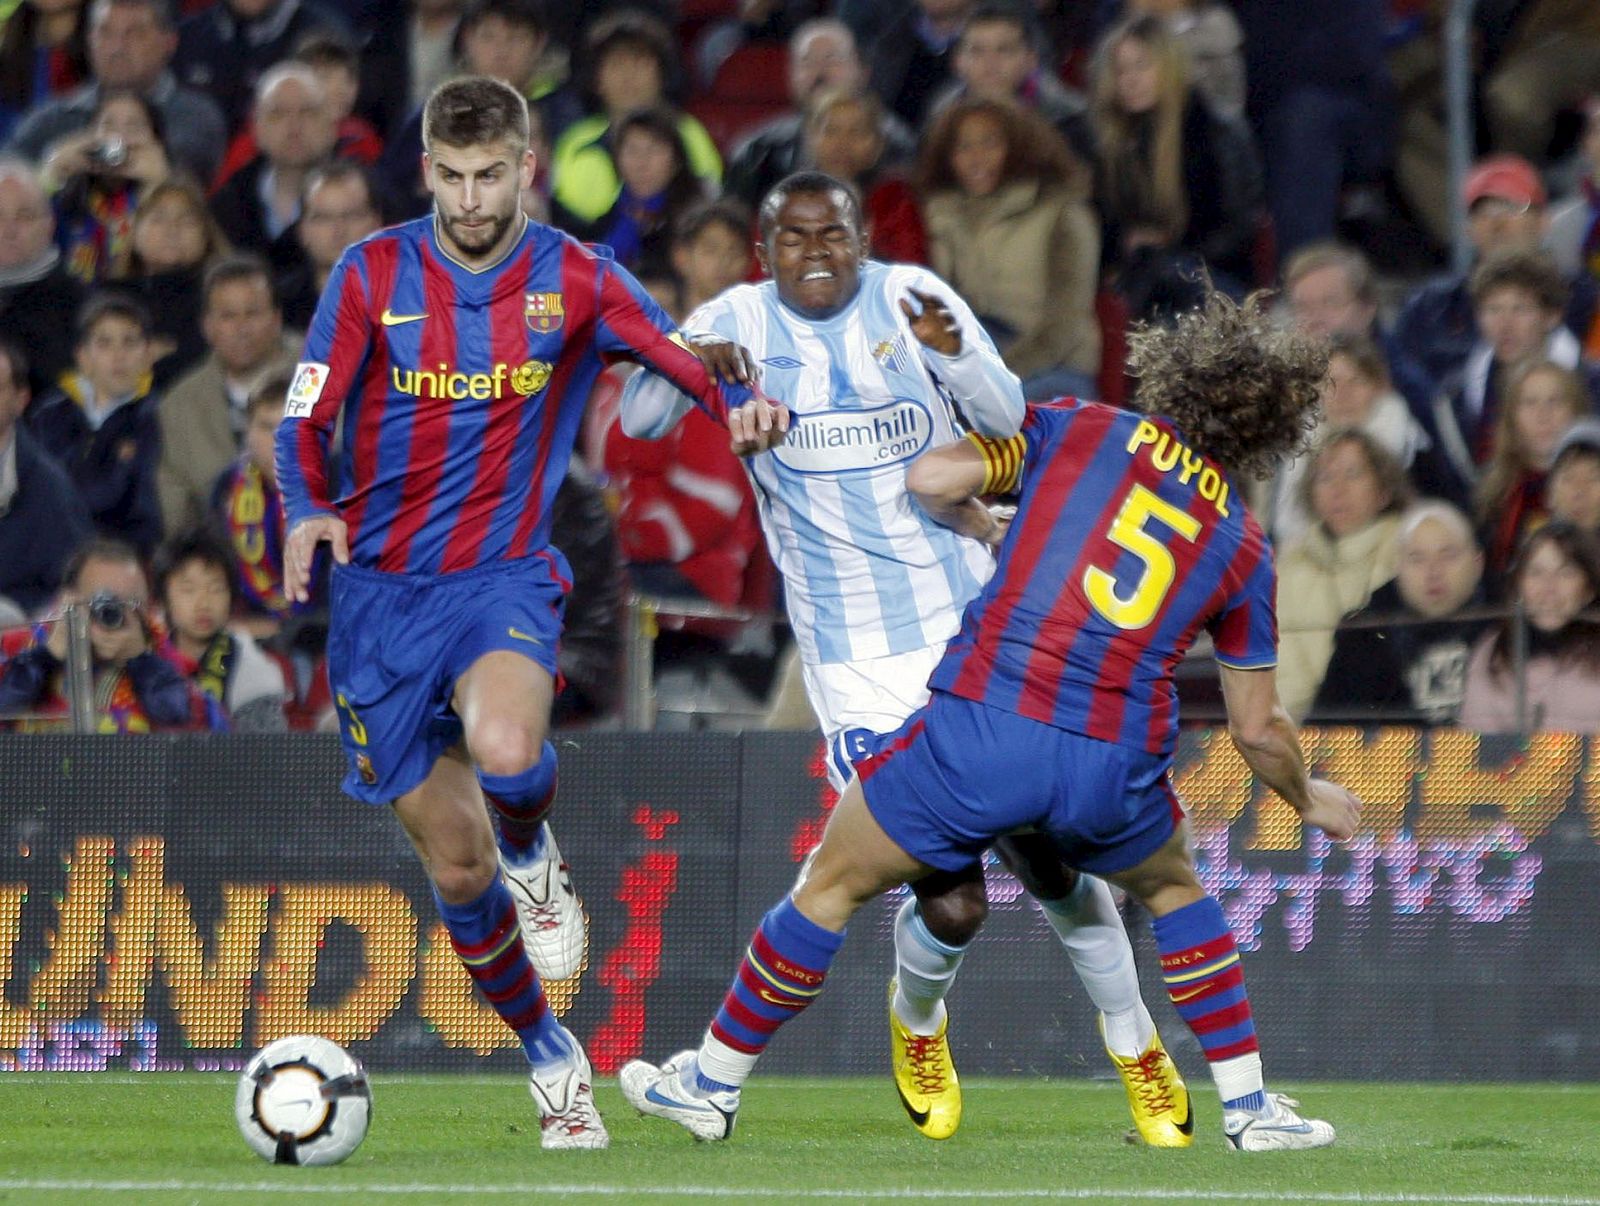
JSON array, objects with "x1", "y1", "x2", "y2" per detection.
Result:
[{"x1": 2, "y1": 0, "x2": 1600, "y2": 736}]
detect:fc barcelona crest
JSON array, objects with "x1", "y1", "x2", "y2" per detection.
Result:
[{"x1": 526, "y1": 292, "x2": 565, "y2": 332}]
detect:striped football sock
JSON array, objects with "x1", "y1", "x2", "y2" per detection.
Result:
[
  {"x1": 477, "y1": 742, "x2": 558, "y2": 860},
  {"x1": 1152, "y1": 895, "x2": 1265, "y2": 1110},
  {"x1": 694, "y1": 896, "x2": 845, "y2": 1091},
  {"x1": 435, "y1": 879, "x2": 573, "y2": 1069}
]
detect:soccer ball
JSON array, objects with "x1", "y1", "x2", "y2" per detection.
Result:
[{"x1": 235, "y1": 1035, "x2": 372, "y2": 1166}]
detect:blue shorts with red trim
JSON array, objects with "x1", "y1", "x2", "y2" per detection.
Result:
[
  {"x1": 858, "y1": 692, "x2": 1183, "y2": 876},
  {"x1": 326, "y1": 551, "x2": 569, "y2": 804}
]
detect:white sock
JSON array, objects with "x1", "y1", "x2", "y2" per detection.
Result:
[
  {"x1": 694, "y1": 1029, "x2": 757, "y2": 1091},
  {"x1": 891, "y1": 898, "x2": 966, "y2": 1035},
  {"x1": 1038, "y1": 875, "x2": 1153, "y2": 1058},
  {"x1": 1212, "y1": 1052, "x2": 1265, "y2": 1107}
]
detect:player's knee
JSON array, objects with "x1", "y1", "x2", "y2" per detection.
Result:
[
  {"x1": 469, "y1": 719, "x2": 541, "y2": 779},
  {"x1": 918, "y1": 885, "x2": 988, "y2": 948},
  {"x1": 429, "y1": 854, "x2": 499, "y2": 906}
]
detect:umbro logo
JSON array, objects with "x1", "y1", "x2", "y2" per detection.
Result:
[{"x1": 762, "y1": 356, "x2": 803, "y2": 370}]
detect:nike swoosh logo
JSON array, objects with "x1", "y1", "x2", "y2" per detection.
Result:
[
  {"x1": 645, "y1": 1084, "x2": 734, "y2": 1122},
  {"x1": 1170, "y1": 984, "x2": 1210, "y2": 1003},
  {"x1": 895, "y1": 1082, "x2": 931, "y2": 1128},
  {"x1": 381, "y1": 308, "x2": 428, "y2": 325},
  {"x1": 756, "y1": 988, "x2": 791, "y2": 1006},
  {"x1": 1175, "y1": 1099, "x2": 1195, "y2": 1136},
  {"x1": 508, "y1": 627, "x2": 543, "y2": 645}
]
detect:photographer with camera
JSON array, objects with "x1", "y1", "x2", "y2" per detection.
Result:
[
  {"x1": 40, "y1": 88, "x2": 171, "y2": 281},
  {"x1": 0, "y1": 536, "x2": 209, "y2": 731}
]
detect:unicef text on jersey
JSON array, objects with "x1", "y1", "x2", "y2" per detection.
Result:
[{"x1": 769, "y1": 399, "x2": 933, "y2": 475}]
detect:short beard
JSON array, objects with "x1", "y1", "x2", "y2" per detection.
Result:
[{"x1": 440, "y1": 208, "x2": 515, "y2": 258}]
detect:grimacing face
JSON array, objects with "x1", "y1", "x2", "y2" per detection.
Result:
[{"x1": 757, "y1": 188, "x2": 867, "y2": 321}]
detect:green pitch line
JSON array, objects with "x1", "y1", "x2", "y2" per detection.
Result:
[{"x1": 1, "y1": 1076, "x2": 1596, "y2": 1206}]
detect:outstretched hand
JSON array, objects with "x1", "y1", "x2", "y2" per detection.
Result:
[
  {"x1": 1301, "y1": 778, "x2": 1362, "y2": 842},
  {"x1": 900, "y1": 288, "x2": 962, "y2": 356},
  {"x1": 728, "y1": 392, "x2": 791, "y2": 458}
]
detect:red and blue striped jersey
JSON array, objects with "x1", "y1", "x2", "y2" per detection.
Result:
[
  {"x1": 275, "y1": 214, "x2": 751, "y2": 576},
  {"x1": 929, "y1": 399, "x2": 1277, "y2": 756}
]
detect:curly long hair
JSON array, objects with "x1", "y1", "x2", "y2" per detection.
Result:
[
  {"x1": 1127, "y1": 289, "x2": 1326, "y2": 481},
  {"x1": 915, "y1": 96, "x2": 1083, "y2": 198}
]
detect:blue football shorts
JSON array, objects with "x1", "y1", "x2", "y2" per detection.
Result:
[
  {"x1": 326, "y1": 551, "x2": 569, "y2": 803},
  {"x1": 857, "y1": 692, "x2": 1184, "y2": 876}
]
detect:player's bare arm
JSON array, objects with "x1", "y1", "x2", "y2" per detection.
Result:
[
  {"x1": 900, "y1": 288, "x2": 962, "y2": 356},
  {"x1": 284, "y1": 514, "x2": 349, "y2": 604},
  {"x1": 1217, "y1": 663, "x2": 1361, "y2": 840},
  {"x1": 906, "y1": 440, "x2": 1008, "y2": 547}
]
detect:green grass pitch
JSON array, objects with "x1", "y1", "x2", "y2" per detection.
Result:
[{"x1": 0, "y1": 1075, "x2": 1596, "y2": 1204}]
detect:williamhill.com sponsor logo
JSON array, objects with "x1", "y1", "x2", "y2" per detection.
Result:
[{"x1": 771, "y1": 399, "x2": 933, "y2": 474}]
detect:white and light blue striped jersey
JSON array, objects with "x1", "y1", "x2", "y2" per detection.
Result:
[{"x1": 623, "y1": 260, "x2": 1024, "y2": 666}]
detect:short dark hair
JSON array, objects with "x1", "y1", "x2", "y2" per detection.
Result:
[
  {"x1": 1128, "y1": 290, "x2": 1328, "y2": 481},
  {"x1": 423, "y1": 75, "x2": 529, "y2": 153},
  {"x1": 1469, "y1": 248, "x2": 1568, "y2": 312},
  {"x1": 1325, "y1": 330, "x2": 1390, "y2": 389},
  {"x1": 581, "y1": 9, "x2": 679, "y2": 105},
  {"x1": 201, "y1": 252, "x2": 276, "y2": 313},
  {"x1": 459, "y1": 0, "x2": 548, "y2": 37},
  {"x1": 63, "y1": 536, "x2": 141, "y2": 592},
  {"x1": 0, "y1": 337, "x2": 30, "y2": 392},
  {"x1": 154, "y1": 528, "x2": 236, "y2": 608},
  {"x1": 674, "y1": 196, "x2": 752, "y2": 247},
  {"x1": 247, "y1": 368, "x2": 294, "y2": 419},
  {"x1": 293, "y1": 31, "x2": 360, "y2": 74},
  {"x1": 1297, "y1": 427, "x2": 1415, "y2": 520},
  {"x1": 76, "y1": 291, "x2": 152, "y2": 344},
  {"x1": 758, "y1": 171, "x2": 863, "y2": 243},
  {"x1": 303, "y1": 159, "x2": 383, "y2": 219},
  {"x1": 959, "y1": 1, "x2": 1043, "y2": 52}
]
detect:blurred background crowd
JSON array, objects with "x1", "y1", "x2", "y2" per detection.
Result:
[{"x1": 2, "y1": 0, "x2": 1600, "y2": 738}]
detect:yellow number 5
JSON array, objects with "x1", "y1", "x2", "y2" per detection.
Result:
[{"x1": 1083, "y1": 484, "x2": 1202, "y2": 630}]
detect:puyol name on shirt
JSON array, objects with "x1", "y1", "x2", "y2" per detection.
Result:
[{"x1": 1126, "y1": 419, "x2": 1232, "y2": 517}]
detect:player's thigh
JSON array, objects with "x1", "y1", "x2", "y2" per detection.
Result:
[
  {"x1": 992, "y1": 832, "x2": 1079, "y2": 901},
  {"x1": 390, "y1": 746, "x2": 499, "y2": 898},
  {"x1": 452, "y1": 651, "x2": 556, "y2": 770},
  {"x1": 796, "y1": 779, "x2": 932, "y2": 932},
  {"x1": 1100, "y1": 823, "x2": 1204, "y2": 917}
]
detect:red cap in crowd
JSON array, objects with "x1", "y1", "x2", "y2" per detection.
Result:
[{"x1": 1463, "y1": 155, "x2": 1546, "y2": 209}]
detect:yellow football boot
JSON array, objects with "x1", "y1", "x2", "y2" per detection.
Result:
[
  {"x1": 887, "y1": 979, "x2": 962, "y2": 1140},
  {"x1": 1104, "y1": 1025, "x2": 1194, "y2": 1147}
]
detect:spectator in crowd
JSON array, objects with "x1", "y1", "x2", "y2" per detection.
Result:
[
  {"x1": 670, "y1": 197, "x2": 753, "y2": 317},
  {"x1": 1309, "y1": 501, "x2": 1491, "y2": 724},
  {"x1": 8, "y1": 0, "x2": 226, "y2": 185},
  {"x1": 380, "y1": 0, "x2": 580, "y2": 221},
  {"x1": 723, "y1": 17, "x2": 914, "y2": 210},
  {"x1": 208, "y1": 64, "x2": 339, "y2": 273},
  {"x1": 156, "y1": 253, "x2": 298, "y2": 536},
  {"x1": 277, "y1": 160, "x2": 382, "y2": 329},
  {"x1": 0, "y1": 0, "x2": 88, "y2": 145},
  {"x1": 1392, "y1": 155, "x2": 1595, "y2": 392},
  {"x1": 803, "y1": 86, "x2": 925, "y2": 265},
  {"x1": 0, "y1": 157, "x2": 85, "y2": 395},
  {"x1": 1233, "y1": 0, "x2": 1389, "y2": 267},
  {"x1": 927, "y1": 1, "x2": 1093, "y2": 162},
  {"x1": 1430, "y1": 250, "x2": 1596, "y2": 497},
  {"x1": 211, "y1": 32, "x2": 384, "y2": 191},
  {"x1": 25, "y1": 290, "x2": 161, "y2": 553},
  {"x1": 406, "y1": 0, "x2": 467, "y2": 115},
  {"x1": 1476, "y1": 359, "x2": 1591, "y2": 586},
  {"x1": 866, "y1": 0, "x2": 973, "y2": 129},
  {"x1": 1548, "y1": 96, "x2": 1600, "y2": 347},
  {"x1": 1265, "y1": 332, "x2": 1434, "y2": 547},
  {"x1": 1283, "y1": 241, "x2": 1437, "y2": 425},
  {"x1": 1276, "y1": 428, "x2": 1413, "y2": 721},
  {"x1": 1089, "y1": 13, "x2": 1263, "y2": 320},
  {"x1": 549, "y1": 10, "x2": 721, "y2": 230},
  {"x1": 0, "y1": 338, "x2": 91, "y2": 615},
  {"x1": 0, "y1": 535, "x2": 207, "y2": 731},
  {"x1": 547, "y1": 456, "x2": 623, "y2": 727},
  {"x1": 210, "y1": 368, "x2": 307, "y2": 629},
  {"x1": 572, "y1": 105, "x2": 706, "y2": 280},
  {"x1": 1547, "y1": 417, "x2": 1600, "y2": 538},
  {"x1": 1127, "y1": 0, "x2": 1243, "y2": 121},
  {"x1": 1460, "y1": 520, "x2": 1600, "y2": 734},
  {"x1": 118, "y1": 174, "x2": 231, "y2": 386},
  {"x1": 154, "y1": 526, "x2": 286, "y2": 731},
  {"x1": 692, "y1": 0, "x2": 825, "y2": 91},
  {"x1": 919, "y1": 95, "x2": 1099, "y2": 398},
  {"x1": 41, "y1": 88, "x2": 171, "y2": 282},
  {"x1": 172, "y1": 0, "x2": 346, "y2": 136}
]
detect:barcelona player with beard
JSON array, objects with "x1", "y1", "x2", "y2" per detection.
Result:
[
  {"x1": 274, "y1": 75, "x2": 786, "y2": 1149},
  {"x1": 623, "y1": 290, "x2": 1362, "y2": 1152}
]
